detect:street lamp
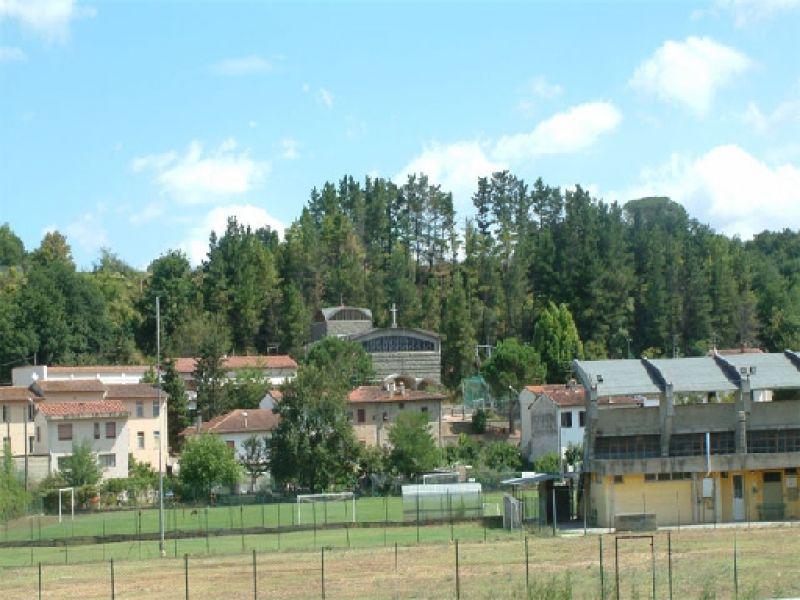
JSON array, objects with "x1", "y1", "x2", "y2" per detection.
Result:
[
  {"x1": 507, "y1": 385, "x2": 519, "y2": 435},
  {"x1": 156, "y1": 297, "x2": 165, "y2": 558}
]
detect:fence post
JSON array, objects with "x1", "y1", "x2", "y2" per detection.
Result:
[
  {"x1": 599, "y1": 536, "x2": 605, "y2": 600},
  {"x1": 416, "y1": 493, "x2": 420, "y2": 544},
  {"x1": 455, "y1": 539, "x2": 460, "y2": 600},
  {"x1": 252, "y1": 549, "x2": 258, "y2": 600},
  {"x1": 346, "y1": 524, "x2": 351, "y2": 548},
  {"x1": 184, "y1": 553, "x2": 189, "y2": 600},
  {"x1": 650, "y1": 536, "x2": 656, "y2": 600},
  {"x1": 241, "y1": 505, "x2": 246, "y2": 552},
  {"x1": 614, "y1": 536, "x2": 620, "y2": 600},
  {"x1": 38, "y1": 562, "x2": 42, "y2": 600},
  {"x1": 110, "y1": 558, "x2": 115, "y2": 600},
  {"x1": 668, "y1": 531, "x2": 673, "y2": 600},
  {"x1": 205, "y1": 507, "x2": 210, "y2": 555},
  {"x1": 394, "y1": 541, "x2": 398, "y2": 572},
  {"x1": 733, "y1": 532, "x2": 738, "y2": 600},
  {"x1": 321, "y1": 547, "x2": 326, "y2": 599},
  {"x1": 525, "y1": 535, "x2": 530, "y2": 594}
]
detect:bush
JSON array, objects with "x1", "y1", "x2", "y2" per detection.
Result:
[
  {"x1": 0, "y1": 443, "x2": 30, "y2": 522},
  {"x1": 471, "y1": 408, "x2": 487, "y2": 434}
]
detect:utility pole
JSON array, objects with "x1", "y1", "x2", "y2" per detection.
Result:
[
  {"x1": 157, "y1": 297, "x2": 165, "y2": 558},
  {"x1": 23, "y1": 398, "x2": 30, "y2": 491}
]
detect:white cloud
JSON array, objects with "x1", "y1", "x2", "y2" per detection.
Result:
[
  {"x1": 629, "y1": 36, "x2": 751, "y2": 116},
  {"x1": 182, "y1": 204, "x2": 285, "y2": 266},
  {"x1": 713, "y1": 0, "x2": 800, "y2": 26},
  {"x1": 493, "y1": 102, "x2": 622, "y2": 163},
  {"x1": 741, "y1": 98, "x2": 800, "y2": 134},
  {"x1": 317, "y1": 88, "x2": 334, "y2": 109},
  {"x1": 0, "y1": 46, "x2": 26, "y2": 61},
  {"x1": 281, "y1": 138, "x2": 300, "y2": 160},
  {"x1": 210, "y1": 54, "x2": 272, "y2": 76},
  {"x1": 614, "y1": 145, "x2": 800, "y2": 238},
  {"x1": 64, "y1": 211, "x2": 108, "y2": 256},
  {"x1": 132, "y1": 139, "x2": 269, "y2": 204},
  {"x1": 0, "y1": 0, "x2": 95, "y2": 41},
  {"x1": 397, "y1": 102, "x2": 622, "y2": 210},
  {"x1": 394, "y1": 141, "x2": 506, "y2": 211},
  {"x1": 128, "y1": 202, "x2": 165, "y2": 226},
  {"x1": 518, "y1": 75, "x2": 563, "y2": 114}
]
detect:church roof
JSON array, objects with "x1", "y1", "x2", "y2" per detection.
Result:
[
  {"x1": 351, "y1": 326, "x2": 441, "y2": 341},
  {"x1": 317, "y1": 306, "x2": 373, "y2": 321}
]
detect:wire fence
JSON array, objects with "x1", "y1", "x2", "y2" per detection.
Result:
[{"x1": 3, "y1": 526, "x2": 800, "y2": 599}]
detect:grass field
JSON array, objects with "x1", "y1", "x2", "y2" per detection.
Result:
[
  {"x1": 0, "y1": 492, "x2": 530, "y2": 545},
  {"x1": 1, "y1": 525, "x2": 799, "y2": 598}
]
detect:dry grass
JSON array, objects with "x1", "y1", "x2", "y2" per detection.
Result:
[{"x1": 2, "y1": 526, "x2": 799, "y2": 598}]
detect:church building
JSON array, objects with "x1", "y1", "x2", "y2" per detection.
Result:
[{"x1": 310, "y1": 305, "x2": 442, "y2": 385}]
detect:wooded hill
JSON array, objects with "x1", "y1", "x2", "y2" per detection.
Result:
[{"x1": 1, "y1": 172, "x2": 798, "y2": 388}]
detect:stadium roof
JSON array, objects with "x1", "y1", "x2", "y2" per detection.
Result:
[{"x1": 572, "y1": 351, "x2": 800, "y2": 397}]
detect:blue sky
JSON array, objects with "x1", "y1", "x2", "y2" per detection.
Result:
[{"x1": 2, "y1": 0, "x2": 800, "y2": 268}]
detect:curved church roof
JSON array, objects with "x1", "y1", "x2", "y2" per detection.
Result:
[{"x1": 315, "y1": 306, "x2": 373, "y2": 322}]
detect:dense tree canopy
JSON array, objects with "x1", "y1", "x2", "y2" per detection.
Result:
[{"x1": 1, "y1": 172, "x2": 798, "y2": 388}]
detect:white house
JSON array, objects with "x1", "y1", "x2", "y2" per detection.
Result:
[
  {"x1": 180, "y1": 408, "x2": 280, "y2": 492},
  {"x1": 519, "y1": 383, "x2": 638, "y2": 464},
  {"x1": 33, "y1": 400, "x2": 130, "y2": 479}
]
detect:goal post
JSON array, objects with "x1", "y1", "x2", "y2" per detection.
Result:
[
  {"x1": 58, "y1": 487, "x2": 75, "y2": 523},
  {"x1": 296, "y1": 492, "x2": 356, "y2": 524}
]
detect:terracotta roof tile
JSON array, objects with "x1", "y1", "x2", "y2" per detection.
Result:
[
  {"x1": 181, "y1": 408, "x2": 280, "y2": 436},
  {"x1": 524, "y1": 384, "x2": 640, "y2": 407},
  {"x1": 173, "y1": 355, "x2": 298, "y2": 374},
  {"x1": 104, "y1": 384, "x2": 164, "y2": 399},
  {"x1": 348, "y1": 385, "x2": 446, "y2": 404},
  {"x1": 38, "y1": 401, "x2": 128, "y2": 418},
  {"x1": 34, "y1": 380, "x2": 107, "y2": 393},
  {"x1": 47, "y1": 365, "x2": 148, "y2": 373},
  {"x1": 0, "y1": 386, "x2": 35, "y2": 402}
]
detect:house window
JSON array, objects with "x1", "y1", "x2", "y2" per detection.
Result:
[
  {"x1": 357, "y1": 409, "x2": 366, "y2": 424},
  {"x1": 613, "y1": 475, "x2": 624, "y2": 484},
  {"x1": 57, "y1": 456, "x2": 69, "y2": 470},
  {"x1": 100, "y1": 454, "x2": 116, "y2": 469},
  {"x1": 36, "y1": 427, "x2": 40, "y2": 443},
  {"x1": 137, "y1": 432, "x2": 145, "y2": 449},
  {"x1": 152, "y1": 401, "x2": 160, "y2": 418},
  {"x1": 28, "y1": 403, "x2": 35, "y2": 420},
  {"x1": 399, "y1": 403, "x2": 405, "y2": 410},
  {"x1": 560, "y1": 412, "x2": 573, "y2": 428},
  {"x1": 58, "y1": 424, "x2": 73, "y2": 441},
  {"x1": 579, "y1": 411, "x2": 586, "y2": 427},
  {"x1": 382, "y1": 411, "x2": 388, "y2": 422},
  {"x1": 106, "y1": 421, "x2": 116, "y2": 439},
  {"x1": 28, "y1": 436, "x2": 34, "y2": 453},
  {"x1": 226, "y1": 440, "x2": 235, "y2": 450},
  {"x1": 421, "y1": 406, "x2": 428, "y2": 414},
  {"x1": 1, "y1": 405, "x2": 7, "y2": 423},
  {"x1": 136, "y1": 401, "x2": 144, "y2": 418},
  {"x1": 94, "y1": 422, "x2": 101, "y2": 440}
]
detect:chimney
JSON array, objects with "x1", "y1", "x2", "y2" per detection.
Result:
[
  {"x1": 398, "y1": 382, "x2": 405, "y2": 397},
  {"x1": 242, "y1": 411, "x2": 248, "y2": 429}
]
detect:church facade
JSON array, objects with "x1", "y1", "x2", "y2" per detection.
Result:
[{"x1": 310, "y1": 305, "x2": 442, "y2": 385}]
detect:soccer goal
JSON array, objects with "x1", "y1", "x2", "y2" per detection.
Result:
[
  {"x1": 296, "y1": 492, "x2": 356, "y2": 525},
  {"x1": 58, "y1": 487, "x2": 75, "y2": 523}
]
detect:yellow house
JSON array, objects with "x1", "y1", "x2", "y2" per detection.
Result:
[
  {"x1": 104, "y1": 384, "x2": 168, "y2": 469},
  {"x1": 0, "y1": 386, "x2": 37, "y2": 456}
]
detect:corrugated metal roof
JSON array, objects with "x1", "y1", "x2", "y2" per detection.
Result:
[
  {"x1": 573, "y1": 359, "x2": 662, "y2": 397},
  {"x1": 649, "y1": 357, "x2": 738, "y2": 393},
  {"x1": 720, "y1": 352, "x2": 800, "y2": 390}
]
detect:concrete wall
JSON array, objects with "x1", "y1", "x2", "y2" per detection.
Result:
[
  {"x1": 123, "y1": 398, "x2": 168, "y2": 468},
  {"x1": 11, "y1": 366, "x2": 46, "y2": 387},
  {"x1": 11, "y1": 455, "x2": 51, "y2": 484},
  {"x1": 350, "y1": 400, "x2": 441, "y2": 447},
  {"x1": 595, "y1": 406, "x2": 660, "y2": 436},
  {"x1": 369, "y1": 352, "x2": 441, "y2": 383},
  {"x1": 34, "y1": 413, "x2": 129, "y2": 479},
  {"x1": 590, "y1": 451, "x2": 800, "y2": 476},
  {"x1": 673, "y1": 403, "x2": 736, "y2": 433},
  {"x1": 592, "y1": 473, "x2": 693, "y2": 527},
  {"x1": 750, "y1": 401, "x2": 800, "y2": 429}
]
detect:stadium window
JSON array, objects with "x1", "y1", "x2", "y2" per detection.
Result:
[
  {"x1": 644, "y1": 474, "x2": 656, "y2": 482},
  {"x1": 106, "y1": 421, "x2": 116, "y2": 439},
  {"x1": 561, "y1": 411, "x2": 573, "y2": 428},
  {"x1": 613, "y1": 475, "x2": 624, "y2": 484},
  {"x1": 58, "y1": 424, "x2": 73, "y2": 441}
]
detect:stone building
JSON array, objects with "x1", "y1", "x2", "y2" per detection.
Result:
[{"x1": 310, "y1": 305, "x2": 442, "y2": 385}]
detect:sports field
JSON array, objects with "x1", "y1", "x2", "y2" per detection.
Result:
[{"x1": 1, "y1": 525, "x2": 799, "y2": 598}]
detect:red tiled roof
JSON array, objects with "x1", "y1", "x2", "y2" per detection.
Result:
[
  {"x1": 524, "y1": 384, "x2": 640, "y2": 407},
  {"x1": 181, "y1": 408, "x2": 280, "y2": 436},
  {"x1": 525, "y1": 384, "x2": 585, "y2": 407},
  {"x1": 0, "y1": 386, "x2": 35, "y2": 402},
  {"x1": 348, "y1": 386, "x2": 446, "y2": 404},
  {"x1": 38, "y1": 401, "x2": 128, "y2": 418},
  {"x1": 267, "y1": 389, "x2": 283, "y2": 400},
  {"x1": 33, "y1": 380, "x2": 107, "y2": 394},
  {"x1": 173, "y1": 355, "x2": 298, "y2": 374},
  {"x1": 105, "y1": 384, "x2": 164, "y2": 399},
  {"x1": 47, "y1": 365, "x2": 148, "y2": 373}
]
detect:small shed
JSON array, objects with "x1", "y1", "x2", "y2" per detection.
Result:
[{"x1": 401, "y1": 483, "x2": 483, "y2": 522}]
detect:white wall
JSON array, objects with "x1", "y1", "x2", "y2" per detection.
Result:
[{"x1": 34, "y1": 413, "x2": 129, "y2": 479}]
